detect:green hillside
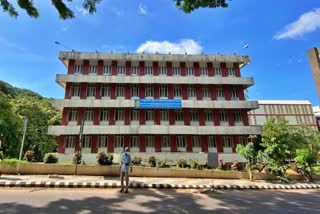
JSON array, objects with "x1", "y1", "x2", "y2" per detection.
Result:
[{"x1": 0, "y1": 80, "x2": 61, "y2": 160}]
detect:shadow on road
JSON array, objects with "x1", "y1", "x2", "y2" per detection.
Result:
[{"x1": 0, "y1": 189, "x2": 319, "y2": 214}]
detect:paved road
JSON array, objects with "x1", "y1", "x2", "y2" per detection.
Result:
[{"x1": 0, "y1": 188, "x2": 319, "y2": 214}]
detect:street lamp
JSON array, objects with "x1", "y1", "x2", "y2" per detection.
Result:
[{"x1": 54, "y1": 41, "x2": 75, "y2": 52}]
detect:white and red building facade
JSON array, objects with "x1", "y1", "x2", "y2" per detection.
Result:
[{"x1": 48, "y1": 51, "x2": 261, "y2": 160}]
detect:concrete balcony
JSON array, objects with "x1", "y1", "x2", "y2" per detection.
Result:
[
  {"x1": 52, "y1": 99, "x2": 259, "y2": 110},
  {"x1": 48, "y1": 125, "x2": 262, "y2": 136},
  {"x1": 56, "y1": 74, "x2": 254, "y2": 88}
]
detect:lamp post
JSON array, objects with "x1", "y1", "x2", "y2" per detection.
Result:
[{"x1": 54, "y1": 41, "x2": 75, "y2": 51}]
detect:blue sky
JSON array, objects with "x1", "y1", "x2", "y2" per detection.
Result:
[{"x1": 0, "y1": 0, "x2": 320, "y2": 105}]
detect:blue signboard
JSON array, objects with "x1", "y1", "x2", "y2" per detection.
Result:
[{"x1": 134, "y1": 99, "x2": 182, "y2": 109}]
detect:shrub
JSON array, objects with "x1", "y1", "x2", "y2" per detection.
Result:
[
  {"x1": 231, "y1": 160, "x2": 243, "y2": 171},
  {"x1": 0, "y1": 151, "x2": 4, "y2": 160},
  {"x1": 190, "y1": 159, "x2": 199, "y2": 169},
  {"x1": 24, "y1": 150, "x2": 33, "y2": 162},
  {"x1": 44, "y1": 153, "x2": 58, "y2": 164},
  {"x1": 132, "y1": 156, "x2": 142, "y2": 166},
  {"x1": 176, "y1": 158, "x2": 187, "y2": 168},
  {"x1": 96, "y1": 152, "x2": 113, "y2": 165},
  {"x1": 149, "y1": 156, "x2": 156, "y2": 167},
  {"x1": 217, "y1": 158, "x2": 227, "y2": 170},
  {"x1": 157, "y1": 159, "x2": 167, "y2": 168},
  {"x1": 1, "y1": 158, "x2": 28, "y2": 166},
  {"x1": 73, "y1": 151, "x2": 82, "y2": 164}
]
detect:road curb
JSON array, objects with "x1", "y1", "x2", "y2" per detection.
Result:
[{"x1": 0, "y1": 181, "x2": 319, "y2": 190}]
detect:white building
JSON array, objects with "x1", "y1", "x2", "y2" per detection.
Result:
[{"x1": 248, "y1": 100, "x2": 317, "y2": 130}]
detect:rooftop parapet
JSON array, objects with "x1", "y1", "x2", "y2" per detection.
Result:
[{"x1": 59, "y1": 51, "x2": 250, "y2": 68}]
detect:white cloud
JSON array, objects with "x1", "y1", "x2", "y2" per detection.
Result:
[
  {"x1": 76, "y1": 6, "x2": 89, "y2": 16},
  {"x1": 136, "y1": 39, "x2": 203, "y2": 54},
  {"x1": 138, "y1": 3, "x2": 147, "y2": 15},
  {"x1": 274, "y1": 8, "x2": 320, "y2": 40}
]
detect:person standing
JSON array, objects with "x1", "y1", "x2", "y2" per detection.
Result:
[{"x1": 120, "y1": 147, "x2": 132, "y2": 193}]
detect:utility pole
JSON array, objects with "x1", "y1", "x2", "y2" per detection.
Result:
[
  {"x1": 17, "y1": 117, "x2": 28, "y2": 175},
  {"x1": 75, "y1": 118, "x2": 85, "y2": 175}
]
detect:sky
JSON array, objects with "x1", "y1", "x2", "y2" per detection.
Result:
[{"x1": 0, "y1": 0, "x2": 320, "y2": 105}]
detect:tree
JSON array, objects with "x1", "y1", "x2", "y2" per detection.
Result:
[
  {"x1": 1, "y1": 0, "x2": 230, "y2": 19},
  {"x1": 258, "y1": 117, "x2": 304, "y2": 182},
  {"x1": 294, "y1": 148, "x2": 318, "y2": 182},
  {"x1": 12, "y1": 98, "x2": 61, "y2": 161},
  {"x1": 0, "y1": 92, "x2": 20, "y2": 158},
  {"x1": 236, "y1": 141, "x2": 256, "y2": 180}
]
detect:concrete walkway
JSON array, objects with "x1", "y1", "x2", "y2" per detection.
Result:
[{"x1": 0, "y1": 174, "x2": 320, "y2": 190}]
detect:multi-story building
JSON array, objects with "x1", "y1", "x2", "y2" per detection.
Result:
[
  {"x1": 307, "y1": 47, "x2": 320, "y2": 97},
  {"x1": 48, "y1": 51, "x2": 261, "y2": 162},
  {"x1": 248, "y1": 100, "x2": 317, "y2": 130},
  {"x1": 312, "y1": 106, "x2": 320, "y2": 131}
]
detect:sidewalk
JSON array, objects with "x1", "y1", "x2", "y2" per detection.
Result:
[{"x1": 0, "y1": 174, "x2": 320, "y2": 190}]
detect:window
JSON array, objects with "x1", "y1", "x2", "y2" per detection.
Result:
[
  {"x1": 100, "y1": 108, "x2": 109, "y2": 121},
  {"x1": 238, "y1": 136, "x2": 247, "y2": 146},
  {"x1": 160, "y1": 85, "x2": 168, "y2": 97},
  {"x1": 101, "y1": 84, "x2": 110, "y2": 97},
  {"x1": 214, "y1": 67, "x2": 221, "y2": 76},
  {"x1": 160, "y1": 110, "x2": 169, "y2": 121},
  {"x1": 187, "y1": 67, "x2": 194, "y2": 76},
  {"x1": 115, "y1": 109, "x2": 124, "y2": 121},
  {"x1": 216, "y1": 87, "x2": 224, "y2": 99},
  {"x1": 228, "y1": 68, "x2": 235, "y2": 76},
  {"x1": 89, "y1": 65, "x2": 97, "y2": 74},
  {"x1": 146, "y1": 135, "x2": 154, "y2": 147},
  {"x1": 159, "y1": 67, "x2": 167, "y2": 75},
  {"x1": 208, "y1": 136, "x2": 216, "y2": 147},
  {"x1": 131, "y1": 84, "x2": 139, "y2": 97},
  {"x1": 188, "y1": 86, "x2": 196, "y2": 98},
  {"x1": 161, "y1": 136, "x2": 170, "y2": 148},
  {"x1": 176, "y1": 136, "x2": 185, "y2": 148},
  {"x1": 116, "y1": 84, "x2": 124, "y2": 97},
  {"x1": 145, "y1": 66, "x2": 153, "y2": 75},
  {"x1": 202, "y1": 86, "x2": 210, "y2": 99},
  {"x1": 83, "y1": 136, "x2": 92, "y2": 148},
  {"x1": 223, "y1": 136, "x2": 233, "y2": 148},
  {"x1": 175, "y1": 110, "x2": 184, "y2": 121},
  {"x1": 130, "y1": 110, "x2": 139, "y2": 121},
  {"x1": 200, "y1": 67, "x2": 208, "y2": 76},
  {"x1": 84, "y1": 108, "x2": 94, "y2": 121},
  {"x1": 131, "y1": 66, "x2": 139, "y2": 76},
  {"x1": 231, "y1": 86, "x2": 238, "y2": 99},
  {"x1": 219, "y1": 111, "x2": 228, "y2": 123},
  {"x1": 74, "y1": 65, "x2": 82, "y2": 74},
  {"x1": 70, "y1": 83, "x2": 80, "y2": 97},
  {"x1": 145, "y1": 110, "x2": 154, "y2": 121},
  {"x1": 117, "y1": 66, "x2": 125, "y2": 75},
  {"x1": 104, "y1": 66, "x2": 111, "y2": 75},
  {"x1": 115, "y1": 136, "x2": 124, "y2": 148},
  {"x1": 192, "y1": 136, "x2": 200, "y2": 148},
  {"x1": 205, "y1": 110, "x2": 213, "y2": 122},
  {"x1": 234, "y1": 111, "x2": 242, "y2": 123},
  {"x1": 174, "y1": 86, "x2": 182, "y2": 98},
  {"x1": 173, "y1": 67, "x2": 181, "y2": 76},
  {"x1": 190, "y1": 110, "x2": 198, "y2": 122},
  {"x1": 86, "y1": 84, "x2": 96, "y2": 97},
  {"x1": 130, "y1": 136, "x2": 139, "y2": 148},
  {"x1": 98, "y1": 136, "x2": 108, "y2": 148},
  {"x1": 145, "y1": 84, "x2": 153, "y2": 97},
  {"x1": 68, "y1": 108, "x2": 78, "y2": 121},
  {"x1": 65, "y1": 136, "x2": 75, "y2": 148}
]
